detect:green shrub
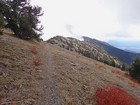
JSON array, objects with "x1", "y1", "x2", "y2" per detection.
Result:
[
  {"x1": 0, "y1": 30, "x2": 3, "y2": 35},
  {"x1": 129, "y1": 58, "x2": 140, "y2": 82},
  {"x1": 0, "y1": 14, "x2": 4, "y2": 35},
  {"x1": 0, "y1": 14, "x2": 4, "y2": 28},
  {"x1": 0, "y1": 0, "x2": 43, "y2": 40}
]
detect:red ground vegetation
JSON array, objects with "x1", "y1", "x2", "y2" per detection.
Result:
[
  {"x1": 31, "y1": 47, "x2": 38, "y2": 54},
  {"x1": 33, "y1": 58, "x2": 42, "y2": 66},
  {"x1": 94, "y1": 87, "x2": 138, "y2": 105}
]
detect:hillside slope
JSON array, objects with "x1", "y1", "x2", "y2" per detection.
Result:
[
  {"x1": 0, "y1": 34, "x2": 44, "y2": 104},
  {"x1": 0, "y1": 34, "x2": 140, "y2": 105},
  {"x1": 83, "y1": 36, "x2": 140, "y2": 65},
  {"x1": 47, "y1": 36, "x2": 124, "y2": 69},
  {"x1": 38, "y1": 42, "x2": 140, "y2": 105}
]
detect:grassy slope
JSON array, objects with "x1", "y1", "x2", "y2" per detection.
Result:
[
  {"x1": 0, "y1": 34, "x2": 44, "y2": 104},
  {"x1": 48, "y1": 44, "x2": 140, "y2": 105},
  {"x1": 0, "y1": 34, "x2": 140, "y2": 105}
]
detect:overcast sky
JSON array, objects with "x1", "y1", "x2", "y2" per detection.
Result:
[{"x1": 31, "y1": 0, "x2": 140, "y2": 41}]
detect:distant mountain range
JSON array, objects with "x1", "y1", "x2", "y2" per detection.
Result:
[
  {"x1": 83, "y1": 36, "x2": 140, "y2": 65},
  {"x1": 108, "y1": 40, "x2": 140, "y2": 53}
]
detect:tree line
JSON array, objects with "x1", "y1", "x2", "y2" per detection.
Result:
[{"x1": 0, "y1": 0, "x2": 43, "y2": 40}]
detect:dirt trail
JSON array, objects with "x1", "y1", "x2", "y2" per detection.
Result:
[
  {"x1": 1, "y1": 34, "x2": 140, "y2": 105},
  {"x1": 35, "y1": 43, "x2": 140, "y2": 105},
  {"x1": 35, "y1": 43, "x2": 61, "y2": 105}
]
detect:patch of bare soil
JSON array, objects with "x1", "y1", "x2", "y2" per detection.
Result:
[{"x1": 34, "y1": 44, "x2": 62, "y2": 105}]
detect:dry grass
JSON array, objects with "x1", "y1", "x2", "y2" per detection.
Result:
[
  {"x1": 33, "y1": 58, "x2": 42, "y2": 66},
  {"x1": 0, "y1": 34, "x2": 43, "y2": 104},
  {"x1": 0, "y1": 34, "x2": 140, "y2": 105},
  {"x1": 45, "y1": 44, "x2": 140, "y2": 105}
]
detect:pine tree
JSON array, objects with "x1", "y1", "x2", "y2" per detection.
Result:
[
  {"x1": 0, "y1": 0, "x2": 43, "y2": 40},
  {"x1": 129, "y1": 58, "x2": 140, "y2": 82}
]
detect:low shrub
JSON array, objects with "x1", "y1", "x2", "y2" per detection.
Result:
[
  {"x1": 94, "y1": 87, "x2": 138, "y2": 105},
  {"x1": 33, "y1": 58, "x2": 41, "y2": 66},
  {"x1": 0, "y1": 99, "x2": 2, "y2": 105},
  {"x1": 31, "y1": 47, "x2": 38, "y2": 54},
  {"x1": 0, "y1": 99, "x2": 15, "y2": 105},
  {"x1": 0, "y1": 30, "x2": 3, "y2": 35}
]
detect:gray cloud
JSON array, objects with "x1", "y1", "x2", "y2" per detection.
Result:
[
  {"x1": 104, "y1": 30, "x2": 131, "y2": 38},
  {"x1": 65, "y1": 24, "x2": 74, "y2": 34},
  {"x1": 65, "y1": 24, "x2": 83, "y2": 40},
  {"x1": 99, "y1": 0, "x2": 140, "y2": 25}
]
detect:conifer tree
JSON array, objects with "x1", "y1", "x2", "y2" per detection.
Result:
[
  {"x1": 0, "y1": 0, "x2": 43, "y2": 40},
  {"x1": 129, "y1": 58, "x2": 140, "y2": 82}
]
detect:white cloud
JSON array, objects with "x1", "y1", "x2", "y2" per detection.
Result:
[
  {"x1": 126, "y1": 25, "x2": 140, "y2": 41},
  {"x1": 31, "y1": 0, "x2": 140, "y2": 41}
]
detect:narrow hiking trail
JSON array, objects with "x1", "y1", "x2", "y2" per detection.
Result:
[
  {"x1": 34, "y1": 43, "x2": 140, "y2": 105},
  {"x1": 1, "y1": 34, "x2": 140, "y2": 104},
  {"x1": 35, "y1": 43, "x2": 61, "y2": 105}
]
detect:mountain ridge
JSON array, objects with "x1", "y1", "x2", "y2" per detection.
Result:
[
  {"x1": 47, "y1": 36, "x2": 124, "y2": 69},
  {"x1": 83, "y1": 36, "x2": 140, "y2": 65}
]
